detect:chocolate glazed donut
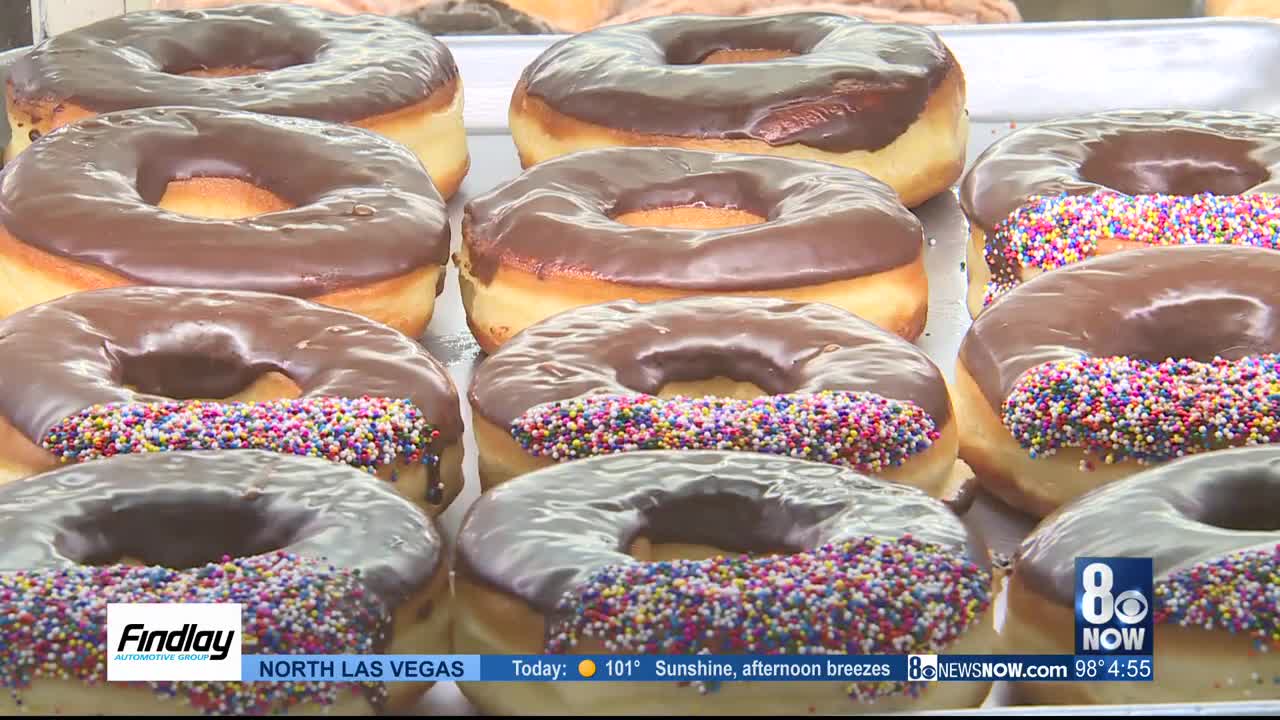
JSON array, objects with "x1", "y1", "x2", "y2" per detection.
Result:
[
  {"x1": 468, "y1": 296, "x2": 959, "y2": 496},
  {"x1": 956, "y1": 244, "x2": 1280, "y2": 517},
  {"x1": 4, "y1": 4, "x2": 469, "y2": 196},
  {"x1": 453, "y1": 451, "x2": 996, "y2": 715},
  {"x1": 0, "y1": 450, "x2": 448, "y2": 715},
  {"x1": 510, "y1": 13, "x2": 967, "y2": 208},
  {"x1": 1005, "y1": 446, "x2": 1280, "y2": 705},
  {"x1": 0, "y1": 286, "x2": 465, "y2": 515},
  {"x1": 958, "y1": 110, "x2": 1280, "y2": 316},
  {"x1": 458, "y1": 147, "x2": 929, "y2": 351},
  {"x1": 0, "y1": 106, "x2": 450, "y2": 336}
]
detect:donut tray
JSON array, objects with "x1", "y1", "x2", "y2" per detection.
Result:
[{"x1": 4, "y1": 17, "x2": 1280, "y2": 715}]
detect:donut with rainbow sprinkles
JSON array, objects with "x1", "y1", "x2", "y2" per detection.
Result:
[
  {"x1": 0, "y1": 286, "x2": 465, "y2": 515},
  {"x1": 0, "y1": 450, "x2": 449, "y2": 715},
  {"x1": 957, "y1": 244, "x2": 1280, "y2": 517},
  {"x1": 1005, "y1": 445, "x2": 1280, "y2": 705},
  {"x1": 959, "y1": 110, "x2": 1280, "y2": 317},
  {"x1": 468, "y1": 295, "x2": 956, "y2": 496},
  {"x1": 453, "y1": 451, "x2": 996, "y2": 715}
]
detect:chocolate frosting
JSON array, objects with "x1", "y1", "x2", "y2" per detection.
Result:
[
  {"x1": 0, "y1": 450, "x2": 442, "y2": 608},
  {"x1": 0, "y1": 286, "x2": 463, "y2": 444},
  {"x1": 1015, "y1": 445, "x2": 1280, "y2": 607},
  {"x1": 7, "y1": 4, "x2": 458, "y2": 122},
  {"x1": 517, "y1": 13, "x2": 956, "y2": 153},
  {"x1": 400, "y1": 0, "x2": 557, "y2": 35},
  {"x1": 455, "y1": 450, "x2": 986, "y2": 613},
  {"x1": 959, "y1": 245, "x2": 1280, "y2": 411},
  {"x1": 469, "y1": 295, "x2": 950, "y2": 426},
  {"x1": 463, "y1": 147, "x2": 924, "y2": 289},
  {"x1": 0, "y1": 106, "x2": 449, "y2": 297},
  {"x1": 959, "y1": 110, "x2": 1280, "y2": 235}
]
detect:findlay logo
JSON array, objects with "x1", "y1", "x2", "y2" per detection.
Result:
[
  {"x1": 107, "y1": 603, "x2": 243, "y2": 682},
  {"x1": 116, "y1": 622, "x2": 236, "y2": 661}
]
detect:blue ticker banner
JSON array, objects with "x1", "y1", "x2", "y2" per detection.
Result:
[{"x1": 241, "y1": 654, "x2": 1152, "y2": 683}]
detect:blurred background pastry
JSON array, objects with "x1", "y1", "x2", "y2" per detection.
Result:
[
  {"x1": 155, "y1": 0, "x2": 609, "y2": 31},
  {"x1": 153, "y1": 0, "x2": 1020, "y2": 29},
  {"x1": 152, "y1": 0, "x2": 424, "y2": 14},
  {"x1": 1203, "y1": 0, "x2": 1280, "y2": 17},
  {"x1": 120, "y1": 1, "x2": 1240, "y2": 35},
  {"x1": 401, "y1": 0, "x2": 557, "y2": 33},
  {"x1": 609, "y1": 0, "x2": 1022, "y2": 25}
]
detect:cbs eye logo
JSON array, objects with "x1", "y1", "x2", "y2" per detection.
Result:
[
  {"x1": 1115, "y1": 590, "x2": 1149, "y2": 624},
  {"x1": 1075, "y1": 558, "x2": 1153, "y2": 655}
]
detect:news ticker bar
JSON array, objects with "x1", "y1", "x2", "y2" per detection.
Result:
[{"x1": 239, "y1": 655, "x2": 1154, "y2": 683}]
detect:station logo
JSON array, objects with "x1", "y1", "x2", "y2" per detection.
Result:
[
  {"x1": 906, "y1": 654, "x2": 938, "y2": 682},
  {"x1": 107, "y1": 603, "x2": 243, "y2": 681},
  {"x1": 1074, "y1": 558, "x2": 1152, "y2": 655}
]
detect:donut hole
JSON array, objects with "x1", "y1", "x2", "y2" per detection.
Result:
[
  {"x1": 1079, "y1": 130, "x2": 1268, "y2": 196},
  {"x1": 179, "y1": 66, "x2": 275, "y2": 78},
  {"x1": 616, "y1": 347, "x2": 792, "y2": 401},
  {"x1": 662, "y1": 31, "x2": 805, "y2": 65},
  {"x1": 1192, "y1": 471, "x2": 1280, "y2": 531},
  {"x1": 613, "y1": 204, "x2": 765, "y2": 229},
  {"x1": 115, "y1": 335, "x2": 300, "y2": 402},
  {"x1": 133, "y1": 139, "x2": 301, "y2": 220},
  {"x1": 627, "y1": 493, "x2": 801, "y2": 562},
  {"x1": 608, "y1": 175, "x2": 773, "y2": 229},
  {"x1": 57, "y1": 498, "x2": 310, "y2": 569},
  {"x1": 156, "y1": 176, "x2": 295, "y2": 219},
  {"x1": 1117, "y1": 293, "x2": 1275, "y2": 362},
  {"x1": 159, "y1": 39, "x2": 313, "y2": 78},
  {"x1": 657, "y1": 377, "x2": 766, "y2": 401},
  {"x1": 698, "y1": 48, "x2": 799, "y2": 64}
]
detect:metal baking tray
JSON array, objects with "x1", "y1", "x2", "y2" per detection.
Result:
[{"x1": 4, "y1": 18, "x2": 1280, "y2": 715}]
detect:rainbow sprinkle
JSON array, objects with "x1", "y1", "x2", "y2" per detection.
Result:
[
  {"x1": 546, "y1": 536, "x2": 991, "y2": 702},
  {"x1": 0, "y1": 552, "x2": 387, "y2": 713},
  {"x1": 1003, "y1": 354, "x2": 1280, "y2": 465},
  {"x1": 1155, "y1": 544, "x2": 1280, "y2": 652},
  {"x1": 984, "y1": 192, "x2": 1280, "y2": 304},
  {"x1": 511, "y1": 391, "x2": 939, "y2": 474},
  {"x1": 41, "y1": 397, "x2": 444, "y2": 502}
]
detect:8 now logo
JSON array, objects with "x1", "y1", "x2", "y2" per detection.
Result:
[
  {"x1": 907, "y1": 655, "x2": 938, "y2": 682},
  {"x1": 1074, "y1": 558, "x2": 1153, "y2": 655}
]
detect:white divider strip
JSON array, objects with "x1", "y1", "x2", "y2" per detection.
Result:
[{"x1": 30, "y1": 0, "x2": 132, "y2": 42}]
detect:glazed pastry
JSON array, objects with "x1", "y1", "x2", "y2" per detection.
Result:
[
  {"x1": 454, "y1": 451, "x2": 996, "y2": 715},
  {"x1": 0, "y1": 106, "x2": 449, "y2": 334},
  {"x1": 957, "y1": 244, "x2": 1280, "y2": 517},
  {"x1": 0, "y1": 450, "x2": 448, "y2": 714},
  {"x1": 0, "y1": 286, "x2": 465, "y2": 515},
  {"x1": 498, "y1": 0, "x2": 618, "y2": 30},
  {"x1": 1205, "y1": 0, "x2": 1280, "y2": 17},
  {"x1": 606, "y1": 0, "x2": 1022, "y2": 26},
  {"x1": 400, "y1": 0, "x2": 557, "y2": 34},
  {"x1": 4, "y1": 4, "x2": 468, "y2": 196},
  {"x1": 509, "y1": 13, "x2": 966, "y2": 207},
  {"x1": 1005, "y1": 445, "x2": 1280, "y2": 704},
  {"x1": 959, "y1": 110, "x2": 1280, "y2": 317},
  {"x1": 458, "y1": 147, "x2": 929, "y2": 351},
  {"x1": 155, "y1": 0, "x2": 601, "y2": 29},
  {"x1": 152, "y1": 0, "x2": 432, "y2": 13},
  {"x1": 468, "y1": 296, "x2": 956, "y2": 496}
]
